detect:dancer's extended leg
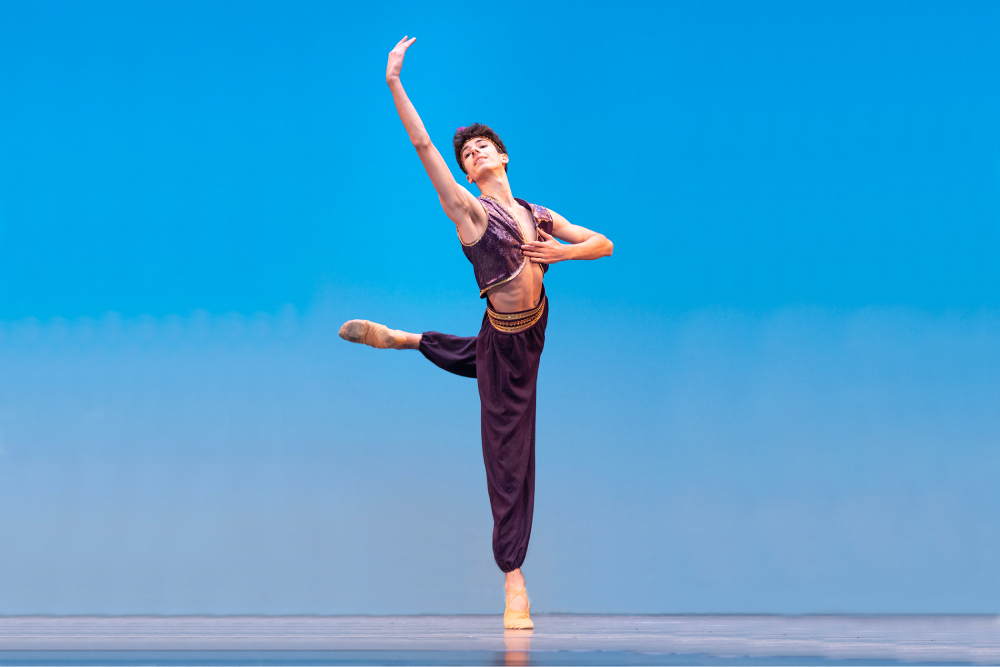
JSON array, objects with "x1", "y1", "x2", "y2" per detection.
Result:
[{"x1": 419, "y1": 331, "x2": 478, "y2": 378}]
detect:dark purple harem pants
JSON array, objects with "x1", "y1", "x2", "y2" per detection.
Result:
[{"x1": 418, "y1": 290, "x2": 548, "y2": 573}]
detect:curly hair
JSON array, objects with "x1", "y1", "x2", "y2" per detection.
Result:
[{"x1": 453, "y1": 123, "x2": 508, "y2": 174}]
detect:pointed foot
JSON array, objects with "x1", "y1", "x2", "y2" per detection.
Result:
[{"x1": 339, "y1": 319, "x2": 406, "y2": 349}]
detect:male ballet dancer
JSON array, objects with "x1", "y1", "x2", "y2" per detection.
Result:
[{"x1": 340, "y1": 36, "x2": 613, "y2": 628}]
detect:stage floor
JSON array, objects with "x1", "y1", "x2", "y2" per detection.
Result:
[{"x1": 1, "y1": 614, "x2": 998, "y2": 666}]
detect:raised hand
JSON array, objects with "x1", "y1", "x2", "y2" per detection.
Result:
[
  {"x1": 386, "y1": 36, "x2": 416, "y2": 85},
  {"x1": 521, "y1": 229, "x2": 569, "y2": 264}
]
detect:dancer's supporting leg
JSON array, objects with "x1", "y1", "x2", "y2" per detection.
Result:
[
  {"x1": 422, "y1": 321, "x2": 537, "y2": 626},
  {"x1": 340, "y1": 312, "x2": 539, "y2": 627},
  {"x1": 474, "y1": 292, "x2": 547, "y2": 629}
]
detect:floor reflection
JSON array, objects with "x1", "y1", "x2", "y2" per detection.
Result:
[{"x1": 503, "y1": 628, "x2": 533, "y2": 666}]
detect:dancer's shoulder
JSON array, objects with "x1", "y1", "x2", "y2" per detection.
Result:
[{"x1": 528, "y1": 202, "x2": 553, "y2": 224}]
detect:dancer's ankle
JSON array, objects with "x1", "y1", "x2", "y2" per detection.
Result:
[
  {"x1": 505, "y1": 568, "x2": 526, "y2": 591},
  {"x1": 504, "y1": 569, "x2": 528, "y2": 610},
  {"x1": 400, "y1": 332, "x2": 422, "y2": 349}
]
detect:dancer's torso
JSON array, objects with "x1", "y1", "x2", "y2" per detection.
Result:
[{"x1": 461, "y1": 196, "x2": 553, "y2": 313}]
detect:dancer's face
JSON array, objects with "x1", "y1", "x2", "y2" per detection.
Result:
[{"x1": 462, "y1": 137, "x2": 507, "y2": 184}]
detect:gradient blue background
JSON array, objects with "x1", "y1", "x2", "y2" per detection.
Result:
[{"x1": 1, "y1": 0, "x2": 998, "y2": 614}]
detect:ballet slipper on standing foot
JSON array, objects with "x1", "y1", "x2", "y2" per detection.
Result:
[
  {"x1": 504, "y1": 590, "x2": 533, "y2": 629},
  {"x1": 338, "y1": 319, "x2": 406, "y2": 349}
]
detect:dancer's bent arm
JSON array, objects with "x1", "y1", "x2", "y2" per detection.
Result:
[
  {"x1": 386, "y1": 37, "x2": 486, "y2": 242},
  {"x1": 520, "y1": 211, "x2": 614, "y2": 264}
]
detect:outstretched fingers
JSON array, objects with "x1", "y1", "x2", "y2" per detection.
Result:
[
  {"x1": 392, "y1": 35, "x2": 417, "y2": 52},
  {"x1": 387, "y1": 36, "x2": 417, "y2": 82}
]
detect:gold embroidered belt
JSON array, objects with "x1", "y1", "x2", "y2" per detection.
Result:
[{"x1": 487, "y1": 296, "x2": 546, "y2": 333}]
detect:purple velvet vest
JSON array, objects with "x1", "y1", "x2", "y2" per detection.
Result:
[{"x1": 461, "y1": 196, "x2": 555, "y2": 298}]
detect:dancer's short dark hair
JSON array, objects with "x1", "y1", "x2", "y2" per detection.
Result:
[{"x1": 453, "y1": 123, "x2": 508, "y2": 174}]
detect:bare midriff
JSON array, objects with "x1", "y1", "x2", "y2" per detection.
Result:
[{"x1": 486, "y1": 259, "x2": 544, "y2": 313}]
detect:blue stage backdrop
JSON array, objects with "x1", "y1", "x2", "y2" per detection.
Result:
[{"x1": 0, "y1": 0, "x2": 998, "y2": 614}]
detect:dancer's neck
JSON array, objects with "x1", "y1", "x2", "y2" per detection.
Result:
[{"x1": 476, "y1": 174, "x2": 517, "y2": 211}]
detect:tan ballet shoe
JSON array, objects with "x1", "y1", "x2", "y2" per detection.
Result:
[
  {"x1": 504, "y1": 589, "x2": 533, "y2": 629},
  {"x1": 339, "y1": 319, "x2": 405, "y2": 349}
]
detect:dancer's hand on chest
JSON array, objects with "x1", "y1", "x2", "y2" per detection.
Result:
[{"x1": 521, "y1": 229, "x2": 568, "y2": 263}]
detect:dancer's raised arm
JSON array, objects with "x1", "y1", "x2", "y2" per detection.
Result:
[{"x1": 386, "y1": 37, "x2": 485, "y2": 241}]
